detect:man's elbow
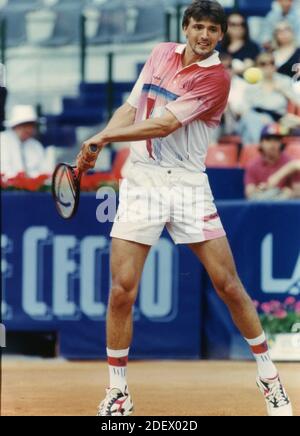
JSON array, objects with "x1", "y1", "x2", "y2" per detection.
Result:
[
  {"x1": 159, "y1": 119, "x2": 181, "y2": 137},
  {"x1": 160, "y1": 125, "x2": 172, "y2": 137},
  {"x1": 123, "y1": 102, "x2": 136, "y2": 116}
]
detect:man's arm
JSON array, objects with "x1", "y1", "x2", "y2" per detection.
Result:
[
  {"x1": 89, "y1": 110, "x2": 180, "y2": 144},
  {"x1": 104, "y1": 102, "x2": 137, "y2": 131},
  {"x1": 75, "y1": 102, "x2": 137, "y2": 172},
  {"x1": 268, "y1": 160, "x2": 300, "y2": 199},
  {"x1": 76, "y1": 110, "x2": 181, "y2": 172},
  {"x1": 267, "y1": 160, "x2": 300, "y2": 188}
]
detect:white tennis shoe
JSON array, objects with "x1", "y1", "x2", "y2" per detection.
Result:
[
  {"x1": 97, "y1": 386, "x2": 134, "y2": 416},
  {"x1": 257, "y1": 376, "x2": 293, "y2": 416}
]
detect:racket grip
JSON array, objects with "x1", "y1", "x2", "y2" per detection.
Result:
[{"x1": 89, "y1": 144, "x2": 98, "y2": 153}]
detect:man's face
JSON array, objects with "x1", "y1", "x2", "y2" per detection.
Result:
[
  {"x1": 278, "y1": 0, "x2": 293, "y2": 14},
  {"x1": 183, "y1": 18, "x2": 224, "y2": 59},
  {"x1": 14, "y1": 122, "x2": 37, "y2": 142},
  {"x1": 227, "y1": 14, "x2": 246, "y2": 39},
  {"x1": 261, "y1": 137, "x2": 282, "y2": 161}
]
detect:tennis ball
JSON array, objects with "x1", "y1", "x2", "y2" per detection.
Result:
[{"x1": 243, "y1": 67, "x2": 263, "y2": 84}]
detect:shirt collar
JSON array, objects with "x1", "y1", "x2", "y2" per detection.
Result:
[{"x1": 175, "y1": 44, "x2": 221, "y2": 67}]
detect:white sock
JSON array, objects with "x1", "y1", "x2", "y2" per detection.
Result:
[
  {"x1": 245, "y1": 332, "x2": 278, "y2": 380},
  {"x1": 107, "y1": 347, "x2": 129, "y2": 392}
]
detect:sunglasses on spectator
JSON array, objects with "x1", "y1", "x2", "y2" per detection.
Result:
[
  {"x1": 228, "y1": 21, "x2": 246, "y2": 27},
  {"x1": 257, "y1": 61, "x2": 275, "y2": 67}
]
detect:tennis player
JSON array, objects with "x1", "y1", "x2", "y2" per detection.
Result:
[{"x1": 77, "y1": 1, "x2": 293, "y2": 417}]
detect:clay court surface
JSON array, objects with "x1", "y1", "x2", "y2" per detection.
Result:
[{"x1": 2, "y1": 359, "x2": 299, "y2": 416}]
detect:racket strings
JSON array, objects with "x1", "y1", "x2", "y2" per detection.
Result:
[
  {"x1": 65, "y1": 167, "x2": 77, "y2": 199},
  {"x1": 52, "y1": 165, "x2": 79, "y2": 219}
]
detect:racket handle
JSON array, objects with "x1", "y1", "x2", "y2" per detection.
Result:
[
  {"x1": 76, "y1": 144, "x2": 99, "y2": 176},
  {"x1": 89, "y1": 144, "x2": 98, "y2": 153}
]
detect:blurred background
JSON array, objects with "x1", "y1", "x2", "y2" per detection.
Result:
[{"x1": 1, "y1": 0, "x2": 300, "y2": 363}]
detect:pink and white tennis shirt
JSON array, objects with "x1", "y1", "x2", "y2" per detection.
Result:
[{"x1": 127, "y1": 42, "x2": 231, "y2": 172}]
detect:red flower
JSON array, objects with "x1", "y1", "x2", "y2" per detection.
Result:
[
  {"x1": 261, "y1": 302, "x2": 272, "y2": 314},
  {"x1": 1, "y1": 173, "x2": 49, "y2": 191},
  {"x1": 274, "y1": 309, "x2": 288, "y2": 320},
  {"x1": 80, "y1": 173, "x2": 115, "y2": 192},
  {"x1": 284, "y1": 297, "x2": 296, "y2": 307},
  {"x1": 295, "y1": 302, "x2": 300, "y2": 315},
  {"x1": 269, "y1": 300, "x2": 282, "y2": 312}
]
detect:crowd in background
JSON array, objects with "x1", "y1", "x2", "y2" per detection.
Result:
[
  {"x1": 1, "y1": 0, "x2": 300, "y2": 199},
  {"x1": 217, "y1": 0, "x2": 300, "y2": 144}
]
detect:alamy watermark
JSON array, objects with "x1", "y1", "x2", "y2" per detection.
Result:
[
  {"x1": 95, "y1": 180, "x2": 210, "y2": 234},
  {"x1": 0, "y1": 323, "x2": 6, "y2": 347}
]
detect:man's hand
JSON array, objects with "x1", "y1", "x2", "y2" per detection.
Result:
[
  {"x1": 257, "y1": 182, "x2": 268, "y2": 191},
  {"x1": 76, "y1": 133, "x2": 107, "y2": 173}
]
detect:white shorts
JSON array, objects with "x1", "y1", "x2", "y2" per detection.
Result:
[{"x1": 110, "y1": 163, "x2": 226, "y2": 246}]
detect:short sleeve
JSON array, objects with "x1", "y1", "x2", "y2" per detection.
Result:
[
  {"x1": 166, "y1": 69, "x2": 230, "y2": 127},
  {"x1": 127, "y1": 73, "x2": 146, "y2": 109},
  {"x1": 127, "y1": 45, "x2": 161, "y2": 109}
]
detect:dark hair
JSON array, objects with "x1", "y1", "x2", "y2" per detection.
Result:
[
  {"x1": 221, "y1": 12, "x2": 249, "y2": 50},
  {"x1": 182, "y1": 0, "x2": 228, "y2": 33}
]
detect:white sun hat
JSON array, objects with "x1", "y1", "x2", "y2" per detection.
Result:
[{"x1": 6, "y1": 105, "x2": 38, "y2": 128}]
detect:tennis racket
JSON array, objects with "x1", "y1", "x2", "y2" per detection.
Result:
[{"x1": 52, "y1": 144, "x2": 98, "y2": 219}]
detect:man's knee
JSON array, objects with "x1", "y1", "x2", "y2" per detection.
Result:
[
  {"x1": 215, "y1": 275, "x2": 247, "y2": 304},
  {"x1": 109, "y1": 279, "x2": 137, "y2": 312}
]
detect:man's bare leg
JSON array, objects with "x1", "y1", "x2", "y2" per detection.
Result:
[
  {"x1": 97, "y1": 238, "x2": 151, "y2": 416},
  {"x1": 107, "y1": 238, "x2": 151, "y2": 349},
  {"x1": 188, "y1": 236, "x2": 293, "y2": 416},
  {"x1": 188, "y1": 237, "x2": 262, "y2": 339}
]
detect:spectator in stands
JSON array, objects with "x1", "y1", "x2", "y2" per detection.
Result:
[
  {"x1": 244, "y1": 123, "x2": 300, "y2": 199},
  {"x1": 267, "y1": 159, "x2": 300, "y2": 194},
  {"x1": 273, "y1": 21, "x2": 300, "y2": 78},
  {"x1": 238, "y1": 52, "x2": 300, "y2": 144},
  {"x1": 214, "y1": 53, "x2": 248, "y2": 139},
  {"x1": 261, "y1": 0, "x2": 300, "y2": 49},
  {"x1": 219, "y1": 12, "x2": 260, "y2": 71},
  {"x1": 1, "y1": 105, "x2": 50, "y2": 178}
]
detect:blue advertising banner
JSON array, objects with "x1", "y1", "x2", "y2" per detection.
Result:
[
  {"x1": 2, "y1": 192, "x2": 203, "y2": 359},
  {"x1": 2, "y1": 193, "x2": 300, "y2": 359},
  {"x1": 203, "y1": 201, "x2": 300, "y2": 359}
]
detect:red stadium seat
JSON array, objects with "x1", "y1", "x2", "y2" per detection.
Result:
[
  {"x1": 285, "y1": 144, "x2": 300, "y2": 160},
  {"x1": 218, "y1": 135, "x2": 242, "y2": 145},
  {"x1": 111, "y1": 147, "x2": 130, "y2": 179},
  {"x1": 205, "y1": 144, "x2": 238, "y2": 168},
  {"x1": 239, "y1": 144, "x2": 260, "y2": 168}
]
